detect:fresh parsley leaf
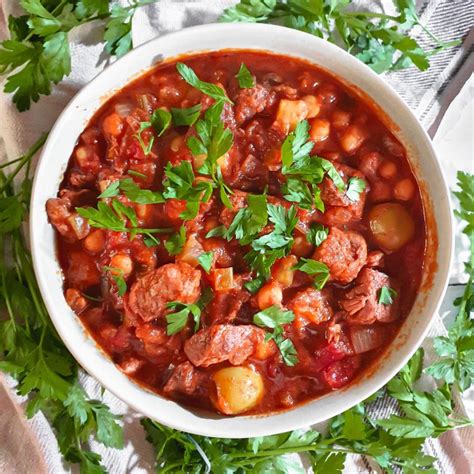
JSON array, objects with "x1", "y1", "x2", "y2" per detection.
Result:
[
  {"x1": 119, "y1": 178, "x2": 164, "y2": 204},
  {"x1": 134, "y1": 121, "x2": 154, "y2": 155},
  {"x1": 254, "y1": 305, "x2": 294, "y2": 328},
  {"x1": 164, "y1": 225, "x2": 186, "y2": 255},
  {"x1": 307, "y1": 223, "x2": 328, "y2": 247},
  {"x1": 294, "y1": 258, "x2": 330, "y2": 290},
  {"x1": 185, "y1": 101, "x2": 234, "y2": 207},
  {"x1": 103, "y1": 266, "x2": 127, "y2": 296},
  {"x1": 150, "y1": 108, "x2": 172, "y2": 136},
  {"x1": 345, "y1": 176, "x2": 366, "y2": 202},
  {"x1": 378, "y1": 286, "x2": 397, "y2": 305},
  {"x1": 166, "y1": 288, "x2": 213, "y2": 334},
  {"x1": 253, "y1": 306, "x2": 298, "y2": 366},
  {"x1": 220, "y1": 0, "x2": 461, "y2": 74},
  {"x1": 197, "y1": 251, "x2": 213, "y2": 273},
  {"x1": 176, "y1": 62, "x2": 232, "y2": 103},
  {"x1": 235, "y1": 62, "x2": 255, "y2": 88},
  {"x1": 171, "y1": 104, "x2": 202, "y2": 126},
  {"x1": 224, "y1": 193, "x2": 268, "y2": 244},
  {"x1": 127, "y1": 169, "x2": 148, "y2": 179},
  {"x1": 98, "y1": 180, "x2": 120, "y2": 198}
]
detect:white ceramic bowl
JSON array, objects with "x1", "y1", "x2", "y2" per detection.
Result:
[{"x1": 30, "y1": 23, "x2": 452, "y2": 438}]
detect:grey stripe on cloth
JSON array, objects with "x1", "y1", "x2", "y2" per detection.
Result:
[{"x1": 0, "y1": 1, "x2": 473, "y2": 474}]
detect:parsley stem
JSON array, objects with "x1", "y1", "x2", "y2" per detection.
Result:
[
  {"x1": 0, "y1": 133, "x2": 48, "y2": 194},
  {"x1": 228, "y1": 444, "x2": 357, "y2": 459},
  {"x1": 0, "y1": 157, "x2": 23, "y2": 169},
  {"x1": 343, "y1": 11, "x2": 399, "y2": 21}
]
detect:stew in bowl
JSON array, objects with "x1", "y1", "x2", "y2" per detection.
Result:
[{"x1": 45, "y1": 50, "x2": 427, "y2": 417}]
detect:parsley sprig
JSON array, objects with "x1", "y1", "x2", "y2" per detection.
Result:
[
  {"x1": 76, "y1": 198, "x2": 171, "y2": 240},
  {"x1": 220, "y1": 0, "x2": 461, "y2": 74},
  {"x1": 166, "y1": 288, "x2": 214, "y2": 335},
  {"x1": 253, "y1": 305, "x2": 298, "y2": 366},
  {"x1": 0, "y1": 134, "x2": 123, "y2": 473},
  {"x1": 425, "y1": 171, "x2": 474, "y2": 392},
  {"x1": 0, "y1": 0, "x2": 156, "y2": 111}
]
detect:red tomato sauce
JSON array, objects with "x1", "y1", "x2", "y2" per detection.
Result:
[{"x1": 47, "y1": 51, "x2": 426, "y2": 415}]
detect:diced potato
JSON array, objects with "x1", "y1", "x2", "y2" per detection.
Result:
[
  {"x1": 67, "y1": 213, "x2": 90, "y2": 240},
  {"x1": 213, "y1": 366, "x2": 264, "y2": 415},
  {"x1": 257, "y1": 281, "x2": 283, "y2": 310},
  {"x1": 302, "y1": 95, "x2": 321, "y2": 118},
  {"x1": 369, "y1": 203, "x2": 415, "y2": 251},
  {"x1": 254, "y1": 337, "x2": 277, "y2": 360},
  {"x1": 273, "y1": 99, "x2": 309, "y2": 134},
  {"x1": 178, "y1": 234, "x2": 204, "y2": 267},
  {"x1": 340, "y1": 125, "x2": 366, "y2": 154},
  {"x1": 212, "y1": 267, "x2": 234, "y2": 291}
]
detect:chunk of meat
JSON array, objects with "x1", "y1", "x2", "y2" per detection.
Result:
[
  {"x1": 366, "y1": 250, "x2": 384, "y2": 268},
  {"x1": 184, "y1": 324, "x2": 265, "y2": 367},
  {"x1": 66, "y1": 251, "x2": 100, "y2": 290},
  {"x1": 288, "y1": 288, "x2": 333, "y2": 327},
  {"x1": 129, "y1": 263, "x2": 201, "y2": 322},
  {"x1": 164, "y1": 362, "x2": 206, "y2": 395},
  {"x1": 46, "y1": 197, "x2": 90, "y2": 242},
  {"x1": 340, "y1": 268, "x2": 399, "y2": 324},
  {"x1": 209, "y1": 288, "x2": 250, "y2": 323},
  {"x1": 313, "y1": 227, "x2": 367, "y2": 284},
  {"x1": 320, "y1": 163, "x2": 368, "y2": 223},
  {"x1": 65, "y1": 288, "x2": 88, "y2": 314},
  {"x1": 234, "y1": 84, "x2": 275, "y2": 125}
]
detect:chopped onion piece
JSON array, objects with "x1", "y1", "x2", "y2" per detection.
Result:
[
  {"x1": 115, "y1": 103, "x2": 133, "y2": 117},
  {"x1": 350, "y1": 326, "x2": 384, "y2": 354}
]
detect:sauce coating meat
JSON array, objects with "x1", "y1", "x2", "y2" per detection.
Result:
[{"x1": 47, "y1": 51, "x2": 426, "y2": 415}]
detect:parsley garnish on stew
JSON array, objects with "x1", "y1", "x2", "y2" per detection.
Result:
[
  {"x1": 76, "y1": 199, "x2": 171, "y2": 240},
  {"x1": 307, "y1": 223, "x2": 329, "y2": 247},
  {"x1": 253, "y1": 305, "x2": 298, "y2": 366},
  {"x1": 197, "y1": 251, "x2": 214, "y2": 273},
  {"x1": 150, "y1": 108, "x2": 172, "y2": 136},
  {"x1": 164, "y1": 225, "x2": 187, "y2": 255},
  {"x1": 166, "y1": 288, "x2": 214, "y2": 334},
  {"x1": 171, "y1": 103, "x2": 202, "y2": 126},
  {"x1": 162, "y1": 161, "x2": 214, "y2": 220},
  {"x1": 235, "y1": 63, "x2": 256, "y2": 88},
  {"x1": 176, "y1": 62, "x2": 232, "y2": 104},
  {"x1": 186, "y1": 100, "x2": 234, "y2": 207},
  {"x1": 294, "y1": 258, "x2": 330, "y2": 290},
  {"x1": 134, "y1": 121, "x2": 154, "y2": 155},
  {"x1": 103, "y1": 266, "x2": 127, "y2": 296},
  {"x1": 346, "y1": 176, "x2": 367, "y2": 202},
  {"x1": 378, "y1": 286, "x2": 398, "y2": 305},
  {"x1": 280, "y1": 120, "x2": 345, "y2": 210}
]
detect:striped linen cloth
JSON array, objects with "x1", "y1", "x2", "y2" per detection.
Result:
[{"x1": 0, "y1": 1, "x2": 473, "y2": 473}]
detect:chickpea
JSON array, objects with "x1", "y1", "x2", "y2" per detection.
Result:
[
  {"x1": 332, "y1": 109, "x2": 351, "y2": 129},
  {"x1": 75, "y1": 146, "x2": 90, "y2": 167},
  {"x1": 292, "y1": 234, "x2": 314, "y2": 257},
  {"x1": 257, "y1": 281, "x2": 283, "y2": 310},
  {"x1": 310, "y1": 118, "x2": 330, "y2": 142},
  {"x1": 394, "y1": 178, "x2": 415, "y2": 201},
  {"x1": 83, "y1": 229, "x2": 106, "y2": 254},
  {"x1": 369, "y1": 202, "x2": 415, "y2": 251},
  {"x1": 135, "y1": 204, "x2": 152, "y2": 220},
  {"x1": 102, "y1": 113, "x2": 123, "y2": 137},
  {"x1": 340, "y1": 125, "x2": 366, "y2": 154},
  {"x1": 273, "y1": 255, "x2": 298, "y2": 288},
  {"x1": 379, "y1": 160, "x2": 397, "y2": 179},
  {"x1": 212, "y1": 366, "x2": 264, "y2": 415},
  {"x1": 110, "y1": 253, "x2": 133, "y2": 277},
  {"x1": 170, "y1": 135, "x2": 184, "y2": 152}
]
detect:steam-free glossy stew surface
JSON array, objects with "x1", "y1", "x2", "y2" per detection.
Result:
[{"x1": 46, "y1": 51, "x2": 426, "y2": 415}]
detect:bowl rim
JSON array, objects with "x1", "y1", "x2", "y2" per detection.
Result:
[{"x1": 30, "y1": 22, "x2": 453, "y2": 438}]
